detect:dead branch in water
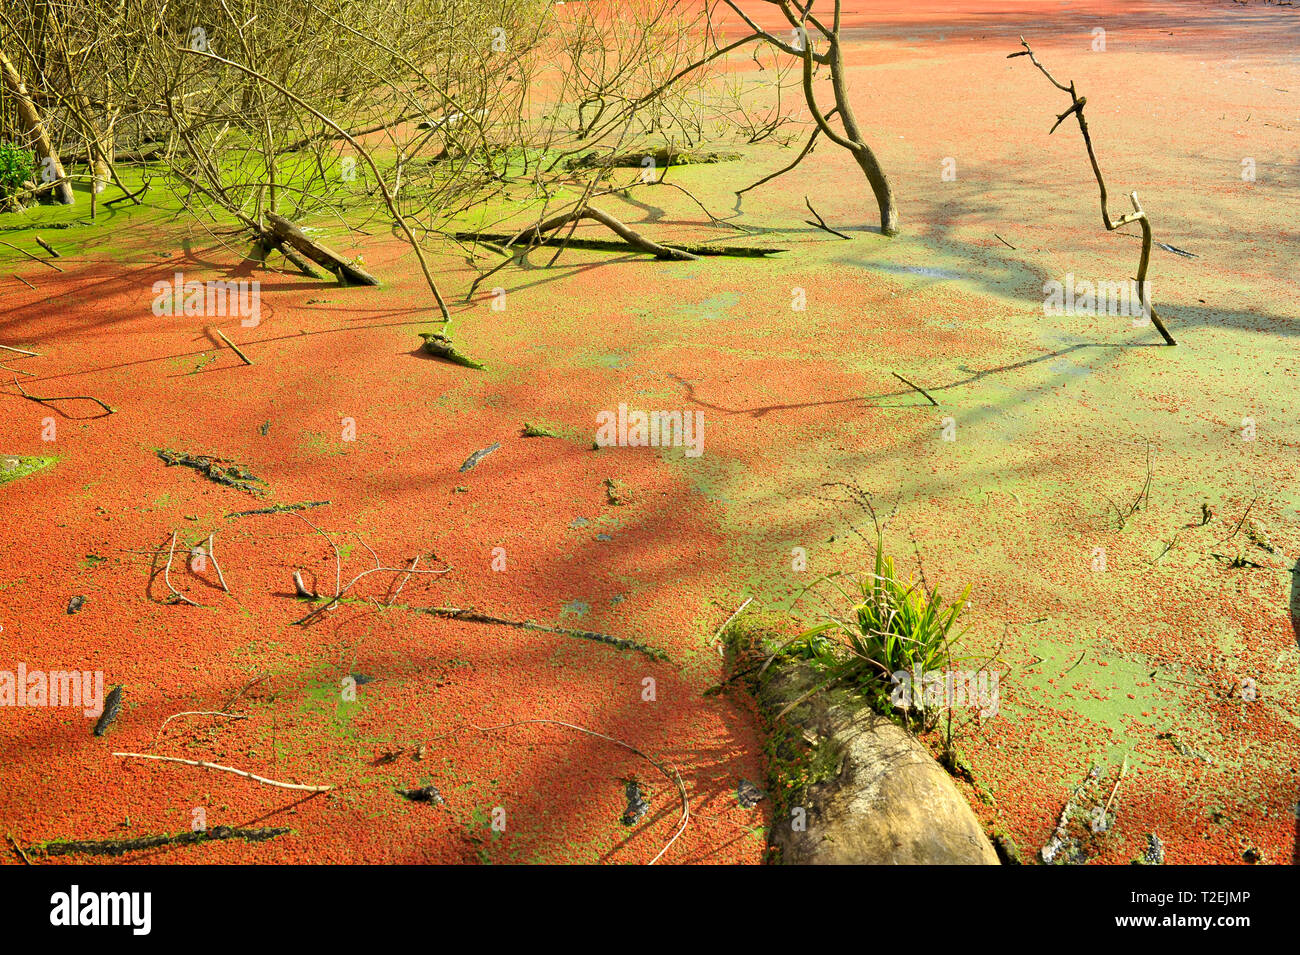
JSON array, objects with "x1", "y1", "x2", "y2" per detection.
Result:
[
  {"x1": 264, "y1": 212, "x2": 379, "y2": 286},
  {"x1": 206, "y1": 533, "x2": 229, "y2": 592},
  {"x1": 181, "y1": 47, "x2": 451, "y2": 319},
  {"x1": 386, "y1": 556, "x2": 420, "y2": 606},
  {"x1": 162, "y1": 530, "x2": 202, "y2": 607},
  {"x1": 212, "y1": 327, "x2": 253, "y2": 366},
  {"x1": 1010, "y1": 38, "x2": 1176, "y2": 346},
  {"x1": 104, "y1": 181, "x2": 150, "y2": 207},
  {"x1": 293, "y1": 570, "x2": 317, "y2": 599},
  {"x1": 403, "y1": 605, "x2": 667, "y2": 661},
  {"x1": 0, "y1": 239, "x2": 63, "y2": 272},
  {"x1": 29, "y1": 825, "x2": 290, "y2": 858},
  {"x1": 12, "y1": 376, "x2": 114, "y2": 414},
  {"x1": 804, "y1": 197, "x2": 852, "y2": 240},
  {"x1": 227, "y1": 501, "x2": 330, "y2": 518},
  {"x1": 454, "y1": 231, "x2": 783, "y2": 259},
  {"x1": 508, "y1": 206, "x2": 699, "y2": 261},
  {"x1": 293, "y1": 563, "x2": 454, "y2": 625},
  {"x1": 223, "y1": 674, "x2": 272, "y2": 711},
  {"x1": 890, "y1": 371, "x2": 938, "y2": 406},
  {"x1": 113, "y1": 751, "x2": 333, "y2": 792}
]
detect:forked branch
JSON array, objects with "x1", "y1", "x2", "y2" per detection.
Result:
[{"x1": 1010, "y1": 38, "x2": 1176, "y2": 345}]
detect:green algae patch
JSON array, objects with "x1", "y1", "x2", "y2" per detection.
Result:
[
  {"x1": 521, "y1": 419, "x2": 578, "y2": 440},
  {"x1": 0, "y1": 455, "x2": 56, "y2": 486}
]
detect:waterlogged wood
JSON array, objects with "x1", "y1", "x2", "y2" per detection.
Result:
[
  {"x1": 420, "y1": 332, "x2": 486, "y2": 370},
  {"x1": 264, "y1": 212, "x2": 379, "y2": 286},
  {"x1": 35, "y1": 825, "x2": 290, "y2": 858},
  {"x1": 562, "y1": 147, "x2": 742, "y2": 170},
  {"x1": 520, "y1": 206, "x2": 699, "y2": 261}
]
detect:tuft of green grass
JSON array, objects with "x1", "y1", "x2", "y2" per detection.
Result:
[{"x1": 790, "y1": 534, "x2": 970, "y2": 728}]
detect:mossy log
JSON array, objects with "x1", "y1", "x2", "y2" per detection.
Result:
[{"x1": 265, "y1": 212, "x2": 379, "y2": 286}]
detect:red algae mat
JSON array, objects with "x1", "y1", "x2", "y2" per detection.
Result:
[{"x1": 2, "y1": 0, "x2": 1299, "y2": 864}]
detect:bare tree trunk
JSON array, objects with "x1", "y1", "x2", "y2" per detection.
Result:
[
  {"x1": 849, "y1": 143, "x2": 897, "y2": 236},
  {"x1": 828, "y1": 35, "x2": 898, "y2": 235},
  {"x1": 0, "y1": 49, "x2": 75, "y2": 205}
]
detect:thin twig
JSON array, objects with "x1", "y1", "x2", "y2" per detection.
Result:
[
  {"x1": 1216, "y1": 496, "x2": 1257, "y2": 545},
  {"x1": 163, "y1": 530, "x2": 201, "y2": 606},
  {"x1": 213, "y1": 327, "x2": 253, "y2": 366},
  {"x1": 5, "y1": 832, "x2": 32, "y2": 865},
  {"x1": 156, "y1": 710, "x2": 247, "y2": 740},
  {"x1": 401, "y1": 604, "x2": 665, "y2": 660},
  {"x1": 1150, "y1": 534, "x2": 1179, "y2": 565},
  {"x1": 105, "y1": 181, "x2": 150, "y2": 207},
  {"x1": 736, "y1": 107, "x2": 839, "y2": 196},
  {"x1": 0, "y1": 344, "x2": 38, "y2": 356},
  {"x1": 13, "y1": 376, "x2": 115, "y2": 414},
  {"x1": 804, "y1": 197, "x2": 852, "y2": 240},
  {"x1": 0, "y1": 239, "x2": 64, "y2": 271},
  {"x1": 387, "y1": 555, "x2": 420, "y2": 606},
  {"x1": 1101, "y1": 754, "x2": 1130, "y2": 820},
  {"x1": 113, "y1": 752, "x2": 332, "y2": 792},
  {"x1": 470, "y1": 719, "x2": 688, "y2": 865},
  {"x1": 206, "y1": 533, "x2": 229, "y2": 592},
  {"x1": 223, "y1": 674, "x2": 271, "y2": 711},
  {"x1": 711, "y1": 596, "x2": 754, "y2": 657},
  {"x1": 890, "y1": 371, "x2": 938, "y2": 406}
]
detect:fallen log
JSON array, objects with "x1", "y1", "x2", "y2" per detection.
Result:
[
  {"x1": 264, "y1": 212, "x2": 379, "y2": 285},
  {"x1": 248, "y1": 236, "x2": 322, "y2": 278},
  {"x1": 563, "y1": 147, "x2": 742, "y2": 170},
  {"x1": 32, "y1": 825, "x2": 291, "y2": 858}
]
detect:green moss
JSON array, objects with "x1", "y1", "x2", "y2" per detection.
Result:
[
  {"x1": 299, "y1": 431, "x2": 349, "y2": 457},
  {"x1": 718, "y1": 611, "x2": 843, "y2": 813},
  {"x1": 0, "y1": 455, "x2": 56, "y2": 486},
  {"x1": 522, "y1": 420, "x2": 575, "y2": 439}
]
